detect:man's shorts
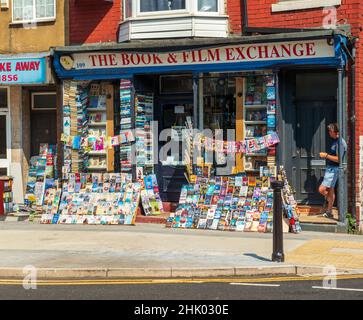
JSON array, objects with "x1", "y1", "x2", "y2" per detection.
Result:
[{"x1": 322, "y1": 166, "x2": 339, "y2": 188}]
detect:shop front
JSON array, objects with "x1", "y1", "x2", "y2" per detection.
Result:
[
  {"x1": 52, "y1": 30, "x2": 349, "y2": 220},
  {"x1": 0, "y1": 52, "x2": 57, "y2": 204}
]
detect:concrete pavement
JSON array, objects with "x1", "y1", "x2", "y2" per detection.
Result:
[{"x1": 0, "y1": 222, "x2": 362, "y2": 278}]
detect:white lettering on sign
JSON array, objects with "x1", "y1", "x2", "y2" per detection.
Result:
[{"x1": 68, "y1": 39, "x2": 334, "y2": 71}]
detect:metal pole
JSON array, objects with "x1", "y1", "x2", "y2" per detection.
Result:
[
  {"x1": 272, "y1": 180, "x2": 285, "y2": 262},
  {"x1": 337, "y1": 67, "x2": 347, "y2": 226}
]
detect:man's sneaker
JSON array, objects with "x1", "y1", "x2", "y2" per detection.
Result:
[{"x1": 322, "y1": 211, "x2": 334, "y2": 219}]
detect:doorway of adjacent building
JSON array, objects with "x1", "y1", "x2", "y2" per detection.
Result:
[
  {"x1": 280, "y1": 70, "x2": 338, "y2": 205},
  {"x1": 30, "y1": 92, "x2": 57, "y2": 156},
  {"x1": 0, "y1": 88, "x2": 10, "y2": 176}
]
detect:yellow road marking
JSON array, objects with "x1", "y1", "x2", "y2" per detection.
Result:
[{"x1": 0, "y1": 274, "x2": 363, "y2": 286}]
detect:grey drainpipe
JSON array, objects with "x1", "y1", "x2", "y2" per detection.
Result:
[{"x1": 241, "y1": 0, "x2": 248, "y2": 35}]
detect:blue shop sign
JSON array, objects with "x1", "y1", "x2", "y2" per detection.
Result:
[{"x1": 0, "y1": 57, "x2": 47, "y2": 84}]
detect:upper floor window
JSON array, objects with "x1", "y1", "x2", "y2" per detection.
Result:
[
  {"x1": 12, "y1": 0, "x2": 56, "y2": 23},
  {"x1": 124, "y1": 0, "x2": 222, "y2": 19},
  {"x1": 140, "y1": 0, "x2": 186, "y2": 12}
]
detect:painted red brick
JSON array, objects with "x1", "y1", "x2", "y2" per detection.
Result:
[{"x1": 69, "y1": 0, "x2": 121, "y2": 44}]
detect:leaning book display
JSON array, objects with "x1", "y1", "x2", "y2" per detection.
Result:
[{"x1": 166, "y1": 173, "x2": 275, "y2": 233}]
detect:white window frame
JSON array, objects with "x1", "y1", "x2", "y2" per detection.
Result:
[
  {"x1": 272, "y1": 0, "x2": 341, "y2": 13},
  {"x1": 0, "y1": 0, "x2": 9, "y2": 9},
  {"x1": 0, "y1": 87, "x2": 11, "y2": 174},
  {"x1": 124, "y1": 0, "x2": 225, "y2": 20},
  {"x1": 136, "y1": 0, "x2": 189, "y2": 17},
  {"x1": 31, "y1": 92, "x2": 57, "y2": 111},
  {"x1": 11, "y1": 0, "x2": 56, "y2": 24}
]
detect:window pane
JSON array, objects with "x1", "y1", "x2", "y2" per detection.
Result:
[
  {"x1": 0, "y1": 89, "x2": 7, "y2": 109},
  {"x1": 32, "y1": 93, "x2": 57, "y2": 109},
  {"x1": 140, "y1": 0, "x2": 185, "y2": 12},
  {"x1": 160, "y1": 75, "x2": 193, "y2": 93},
  {"x1": 36, "y1": 0, "x2": 54, "y2": 18},
  {"x1": 198, "y1": 0, "x2": 218, "y2": 12},
  {"x1": 24, "y1": 5, "x2": 33, "y2": 20},
  {"x1": 124, "y1": 0, "x2": 132, "y2": 17},
  {"x1": 0, "y1": 115, "x2": 7, "y2": 159}
]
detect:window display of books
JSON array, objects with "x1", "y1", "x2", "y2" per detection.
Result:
[
  {"x1": 166, "y1": 174, "x2": 275, "y2": 233},
  {"x1": 85, "y1": 83, "x2": 108, "y2": 172},
  {"x1": 243, "y1": 75, "x2": 276, "y2": 172},
  {"x1": 135, "y1": 92, "x2": 154, "y2": 179}
]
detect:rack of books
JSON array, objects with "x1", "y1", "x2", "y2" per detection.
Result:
[
  {"x1": 135, "y1": 92, "x2": 154, "y2": 180},
  {"x1": 140, "y1": 174, "x2": 164, "y2": 216},
  {"x1": 279, "y1": 167, "x2": 302, "y2": 233},
  {"x1": 243, "y1": 75, "x2": 277, "y2": 173},
  {"x1": 0, "y1": 176, "x2": 13, "y2": 215},
  {"x1": 24, "y1": 144, "x2": 57, "y2": 208},
  {"x1": 62, "y1": 81, "x2": 89, "y2": 174},
  {"x1": 166, "y1": 173, "x2": 275, "y2": 232},
  {"x1": 120, "y1": 79, "x2": 133, "y2": 175}
]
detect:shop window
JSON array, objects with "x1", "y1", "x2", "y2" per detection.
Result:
[
  {"x1": 160, "y1": 75, "x2": 193, "y2": 94},
  {"x1": 12, "y1": 0, "x2": 56, "y2": 23},
  {"x1": 0, "y1": 88, "x2": 8, "y2": 109},
  {"x1": 31, "y1": 92, "x2": 56, "y2": 110},
  {"x1": 203, "y1": 75, "x2": 236, "y2": 133}
]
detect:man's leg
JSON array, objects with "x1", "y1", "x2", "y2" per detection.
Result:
[
  {"x1": 318, "y1": 184, "x2": 329, "y2": 198},
  {"x1": 326, "y1": 187, "x2": 335, "y2": 213}
]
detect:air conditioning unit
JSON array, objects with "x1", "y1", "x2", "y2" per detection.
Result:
[{"x1": 0, "y1": 0, "x2": 9, "y2": 9}]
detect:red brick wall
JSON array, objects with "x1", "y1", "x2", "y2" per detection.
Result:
[
  {"x1": 228, "y1": 0, "x2": 359, "y2": 31},
  {"x1": 69, "y1": 0, "x2": 121, "y2": 44},
  {"x1": 227, "y1": 0, "x2": 242, "y2": 34}
]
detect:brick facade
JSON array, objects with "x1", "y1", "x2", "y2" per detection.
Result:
[{"x1": 69, "y1": 0, "x2": 121, "y2": 44}]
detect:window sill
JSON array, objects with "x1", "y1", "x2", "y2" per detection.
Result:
[
  {"x1": 123, "y1": 13, "x2": 228, "y2": 22},
  {"x1": 271, "y1": 0, "x2": 341, "y2": 13},
  {"x1": 9, "y1": 18, "x2": 56, "y2": 26}
]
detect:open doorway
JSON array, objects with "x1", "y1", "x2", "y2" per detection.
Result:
[{"x1": 280, "y1": 70, "x2": 338, "y2": 205}]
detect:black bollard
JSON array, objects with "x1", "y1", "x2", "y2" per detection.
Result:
[{"x1": 271, "y1": 180, "x2": 285, "y2": 262}]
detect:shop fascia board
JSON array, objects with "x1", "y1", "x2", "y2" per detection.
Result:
[{"x1": 52, "y1": 29, "x2": 346, "y2": 54}]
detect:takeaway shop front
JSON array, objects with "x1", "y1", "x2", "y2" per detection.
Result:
[
  {"x1": 52, "y1": 30, "x2": 348, "y2": 214},
  {"x1": 0, "y1": 52, "x2": 57, "y2": 205}
]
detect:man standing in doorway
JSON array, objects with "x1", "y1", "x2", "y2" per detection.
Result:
[{"x1": 318, "y1": 123, "x2": 347, "y2": 219}]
